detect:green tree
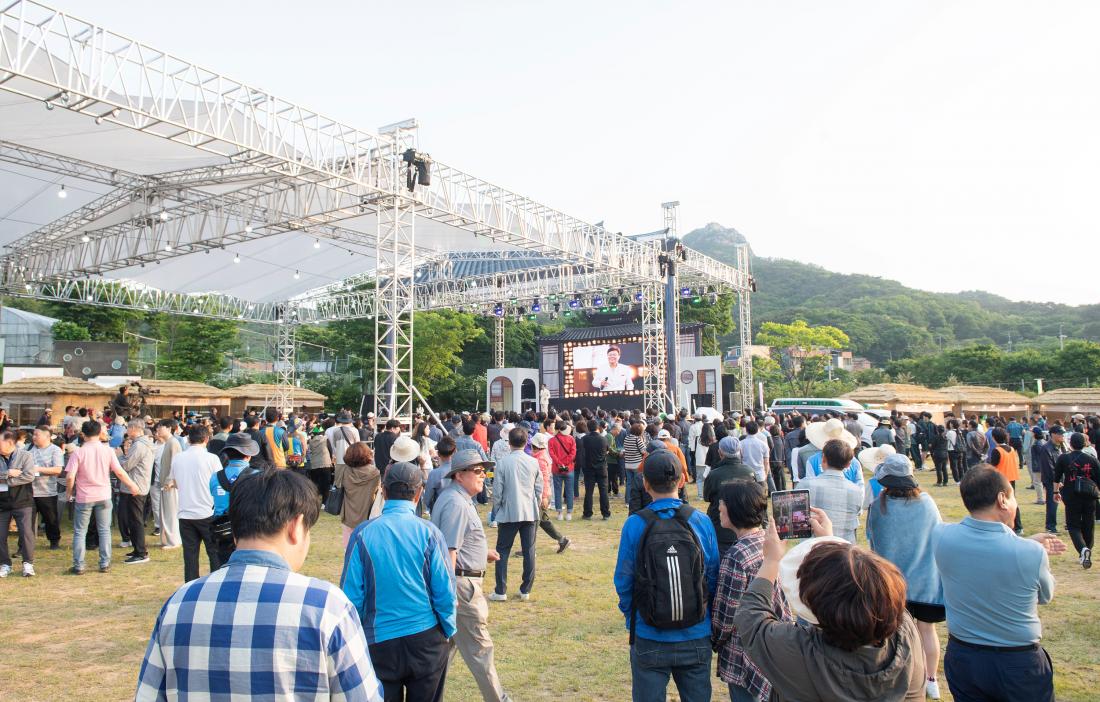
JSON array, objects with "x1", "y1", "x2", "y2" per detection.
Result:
[
  {"x1": 154, "y1": 316, "x2": 240, "y2": 381},
  {"x1": 44, "y1": 302, "x2": 143, "y2": 342},
  {"x1": 756, "y1": 320, "x2": 850, "y2": 397},
  {"x1": 1053, "y1": 340, "x2": 1100, "y2": 386},
  {"x1": 50, "y1": 320, "x2": 91, "y2": 341},
  {"x1": 680, "y1": 293, "x2": 736, "y2": 355},
  {"x1": 412, "y1": 310, "x2": 484, "y2": 400}
]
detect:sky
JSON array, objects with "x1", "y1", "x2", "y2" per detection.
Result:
[{"x1": 48, "y1": 0, "x2": 1100, "y2": 305}]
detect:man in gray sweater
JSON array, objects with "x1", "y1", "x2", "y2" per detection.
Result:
[{"x1": 120, "y1": 419, "x2": 155, "y2": 564}]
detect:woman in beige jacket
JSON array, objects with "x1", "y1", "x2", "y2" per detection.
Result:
[
  {"x1": 339, "y1": 442, "x2": 379, "y2": 546},
  {"x1": 155, "y1": 420, "x2": 182, "y2": 549}
]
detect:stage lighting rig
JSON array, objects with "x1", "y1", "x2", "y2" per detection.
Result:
[
  {"x1": 531, "y1": 299, "x2": 542, "y2": 313},
  {"x1": 402, "y1": 148, "x2": 432, "y2": 191}
]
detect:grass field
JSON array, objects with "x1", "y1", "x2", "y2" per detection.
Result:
[{"x1": 0, "y1": 472, "x2": 1097, "y2": 701}]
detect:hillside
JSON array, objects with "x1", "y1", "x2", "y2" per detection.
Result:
[{"x1": 681, "y1": 224, "x2": 1100, "y2": 364}]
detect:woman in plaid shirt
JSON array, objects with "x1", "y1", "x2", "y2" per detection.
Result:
[{"x1": 711, "y1": 480, "x2": 792, "y2": 702}]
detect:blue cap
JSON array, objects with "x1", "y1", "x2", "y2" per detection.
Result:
[{"x1": 719, "y1": 436, "x2": 741, "y2": 456}]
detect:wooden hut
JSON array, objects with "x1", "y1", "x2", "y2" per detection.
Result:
[
  {"x1": 1033, "y1": 388, "x2": 1100, "y2": 419},
  {"x1": 842, "y1": 383, "x2": 953, "y2": 421},
  {"x1": 124, "y1": 380, "x2": 232, "y2": 419},
  {"x1": 0, "y1": 376, "x2": 113, "y2": 428},
  {"x1": 938, "y1": 385, "x2": 1032, "y2": 420},
  {"x1": 226, "y1": 384, "x2": 327, "y2": 416}
]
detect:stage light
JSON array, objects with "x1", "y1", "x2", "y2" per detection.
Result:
[
  {"x1": 553, "y1": 303, "x2": 561, "y2": 312},
  {"x1": 294, "y1": 270, "x2": 301, "y2": 280},
  {"x1": 96, "y1": 116, "x2": 104, "y2": 125},
  {"x1": 313, "y1": 239, "x2": 321, "y2": 249},
  {"x1": 528, "y1": 314, "x2": 537, "y2": 321},
  {"x1": 692, "y1": 294, "x2": 702, "y2": 305},
  {"x1": 160, "y1": 210, "x2": 169, "y2": 221},
  {"x1": 549, "y1": 294, "x2": 558, "y2": 301},
  {"x1": 531, "y1": 299, "x2": 541, "y2": 313},
  {"x1": 569, "y1": 297, "x2": 580, "y2": 309},
  {"x1": 245, "y1": 224, "x2": 254, "y2": 234},
  {"x1": 57, "y1": 185, "x2": 67, "y2": 199},
  {"x1": 600, "y1": 306, "x2": 608, "y2": 313},
  {"x1": 493, "y1": 304, "x2": 504, "y2": 317},
  {"x1": 80, "y1": 234, "x2": 90, "y2": 243},
  {"x1": 618, "y1": 287, "x2": 625, "y2": 297},
  {"x1": 680, "y1": 286, "x2": 692, "y2": 297},
  {"x1": 593, "y1": 295, "x2": 603, "y2": 307},
  {"x1": 707, "y1": 292, "x2": 718, "y2": 305},
  {"x1": 634, "y1": 291, "x2": 644, "y2": 303},
  {"x1": 45, "y1": 101, "x2": 54, "y2": 111},
  {"x1": 233, "y1": 253, "x2": 240, "y2": 263},
  {"x1": 611, "y1": 305, "x2": 619, "y2": 312},
  {"x1": 164, "y1": 243, "x2": 172, "y2": 252},
  {"x1": 564, "y1": 310, "x2": 573, "y2": 317}
]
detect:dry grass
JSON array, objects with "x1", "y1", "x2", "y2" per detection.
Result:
[{"x1": 0, "y1": 472, "x2": 1097, "y2": 701}]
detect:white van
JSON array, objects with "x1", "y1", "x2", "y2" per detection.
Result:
[{"x1": 769, "y1": 397, "x2": 883, "y2": 447}]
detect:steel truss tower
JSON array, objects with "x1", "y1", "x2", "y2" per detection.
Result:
[
  {"x1": 736, "y1": 244, "x2": 755, "y2": 412},
  {"x1": 374, "y1": 196, "x2": 417, "y2": 423},
  {"x1": 641, "y1": 283, "x2": 667, "y2": 416},
  {"x1": 493, "y1": 316, "x2": 505, "y2": 369}
]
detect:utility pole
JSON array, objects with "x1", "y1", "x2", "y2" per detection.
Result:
[{"x1": 1059, "y1": 324, "x2": 1067, "y2": 351}]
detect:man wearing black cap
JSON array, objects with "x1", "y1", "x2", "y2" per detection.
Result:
[
  {"x1": 1034, "y1": 426, "x2": 1066, "y2": 533},
  {"x1": 208, "y1": 433, "x2": 260, "y2": 565},
  {"x1": 614, "y1": 450, "x2": 720, "y2": 702}
]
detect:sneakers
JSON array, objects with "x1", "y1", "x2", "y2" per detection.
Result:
[
  {"x1": 22, "y1": 562, "x2": 35, "y2": 577},
  {"x1": 556, "y1": 511, "x2": 563, "y2": 521},
  {"x1": 99, "y1": 563, "x2": 111, "y2": 573},
  {"x1": 119, "y1": 541, "x2": 131, "y2": 549},
  {"x1": 69, "y1": 565, "x2": 86, "y2": 575},
  {"x1": 926, "y1": 678, "x2": 941, "y2": 700},
  {"x1": 517, "y1": 592, "x2": 530, "y2": 602},
  {"x1": 557, "y1": 537, "x2": 572, "y2": 554},
  {"x1": 49, "y1": 542, "x2": 60, "y2": 550},
  {"x1": 565, "y1": 512, "x2": 572, "y2": 521},
  {"x1": 152, "y1": 528, "x2": 161, "y2": 537},
  {"x1": 124, "y1": 554, "x2": 150, "y2": 565},
  {"x1": 0, "y1": 564, "x2": 10, "y2": 578},
  {"x1": 1082, "y1": 547, "x2": 1092, "y2": 570},
  {"x1": 489, "y1": 521, "x2": 498, "y2": 528},
  {"x1": 487, "y1": 592, "x2": 507, "y2": 602},
  {"x1": 601, "y1": 515, "x2": 610, "y2": 521}
]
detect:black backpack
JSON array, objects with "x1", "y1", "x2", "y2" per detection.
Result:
[
  {"x1": 211, "y1": 467, "x2": 256, "y2": 542},
  {"x1": 630, "y1": 504, "x2": 707, "y2": 644}
]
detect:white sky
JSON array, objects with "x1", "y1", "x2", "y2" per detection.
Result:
[{"x1": 53, "y1": 0, "x2": 1100, "y2": 305}]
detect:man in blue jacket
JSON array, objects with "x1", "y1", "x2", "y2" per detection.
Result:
[
  {"x1": 614, "y1": 451, "x2": 720, "y2": 702},
  {"x1": 341, "y1": 461, "x2": 456, "y2": 702}
]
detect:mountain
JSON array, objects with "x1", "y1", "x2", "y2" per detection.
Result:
[{"x1": 681, "y1": 224, "x2": 1100, "y2": 364}]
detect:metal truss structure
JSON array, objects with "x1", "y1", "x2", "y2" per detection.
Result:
[
  {"x1": 0, "y1": 0, "x2": 754, "y2": 422},
  {"x1": 640, "y1": 284, "x2": 666, "y2": 415},
  {"x1": 735, "y1": 244, "x2": 754, "y2": 412},
  {"x1": 493, "y1": 315, "x2": 505, "y2": 369}
]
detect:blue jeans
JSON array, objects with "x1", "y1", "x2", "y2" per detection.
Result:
[
  {"x1": 630, "y1": 636, "x2": 712, "y2": 702},
  {"x1": 624, "y1": 468, "x2": 640, "y2": 506},
  {"x1": 73, "y1": 500, "x2": 112, "y2": 569},
  {"x1": 728, "y1": 682, "x2": 758, "y2": 702},
  {"x1": 552, "y1": 473, "x2": 574, "y2": 512}
]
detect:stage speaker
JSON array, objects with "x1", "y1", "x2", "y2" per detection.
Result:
[
  {"x1": 53, "y1": 341, "x2": 129, "y2": 379},
  {"x1": 690, "y1": 393, "x2": 714, "y2": 410}
]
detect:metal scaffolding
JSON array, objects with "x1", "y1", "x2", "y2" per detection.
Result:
[
  {"x1": 0, "y1": 0, "x2": 754, "y2": 424},
  {"x1": 736, "y1": 244, "x2": 755, "y2": 412},
  {"x1": 493, "y1": 315, "x2": 505, "y2": 369}
]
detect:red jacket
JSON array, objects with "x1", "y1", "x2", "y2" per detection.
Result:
[
  {"x1": 473, "y1": 423, "x2": 489, "y2": 452},
  {"x1": 548, "y1": 433, "x2": 577, "y2": 473}
]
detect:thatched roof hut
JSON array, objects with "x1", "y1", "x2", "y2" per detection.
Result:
[
  {"x1": 1033, "y1": 388, "x2": 1100, "y2": 417},
  {"x1": 121, "y1": 380, "x2": 232, "y2": 417},
  {"x1": 938, "y1": 385, "x2": 1032, "y2": 418},
  {"x1": 842, "y1": 384, "x2": 953, "y2": 419},
  {"x1": 0, "y1": 376, "x2": 113, "y2": 427},
  {"x1": 226, "y1": 384, "x2": 327, "y2": 415}
]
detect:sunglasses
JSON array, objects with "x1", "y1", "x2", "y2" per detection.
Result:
[{"x1": 463, "y1": 467, "x2": 486, "y2": 475}]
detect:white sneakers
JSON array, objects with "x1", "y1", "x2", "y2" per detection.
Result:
[
  {"x1": 517, "y1": 592, "x2": 530, "y2": 602},
  {"x1": 565, "y1": 512, "x2": 573, "y2": 521},
  {"x1": 557, "y1": 511, "x2": 563, "y2": 521},
  {"x1": 1081, "y1": 547, "x2": 1092, "y2": 569},
  {"x1": 0, "y1": 564, "x2": 10, "y2": 578},
  {"x1": 22, "y1": 562, "x2": 34, "y2": 577},
  {"x1": 925, "y1": 678, "x2": 941, "y2": 700},
  {"x1": 487, "y1": 592, "x2": 507, "y2": 602}
]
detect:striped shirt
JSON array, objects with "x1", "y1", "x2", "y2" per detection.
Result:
[
  {"x1": 622, "y1": 433, "x2": 646, "y2": 465},
  {"x1": 135, "y1": 549, "x2": 382, "y2": 701}
]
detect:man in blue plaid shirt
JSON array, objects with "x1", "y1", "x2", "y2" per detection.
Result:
[{"x1": 136, "y1": 470, "x2": 383, "y2": 701}]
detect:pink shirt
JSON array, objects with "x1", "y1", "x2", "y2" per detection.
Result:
[{"x1": 66, "y1": 440, "x2": 122, "y2": 503}]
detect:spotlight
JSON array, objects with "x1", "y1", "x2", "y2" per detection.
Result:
[
  {"x1": 402, "y1": 148, "x2": 433, "y2": 191},
  {"x1": 313, "y1": 239, "x2": 321, "y2": 249},
  {"x1": 160, "y1": 211, "x2": 169, "y2": 221},
  {"x1": 245, "y1": 224, "x2": 254, "y2": 234},
  {"x1": 692, "y1": 294, "x2": 702, "y2": 305},
  {"x1": 80, "y1": 234, "x2": 90, "y2": 243},
  {"x1": 553, "y1": 303, "x2": 561, "y2": 313},
  {"x1": 57, "y1": 185, "x2": 67, "y2": 199},
  {"x1": 517, "y1": 306, "x2": 527, "y2": 315},
  {"x1": 564, "y1": 310, "x2": 573, "y2": 317},
  {"x1": 111, "y1": 108, "x2": 121, "y2": 117},
  {"x1": 294, "y1": 270, "x2": 301, "y2": 279},
  {"x1": 531, "y1": 299, "x2": 541, "y2": 313},
  {"x1": 233, "y1": 253, "x2": 240, "y2": 263},
  {"x1": 634, "y1": 291, "x2": 644, "y2": 303},
  {"x1": 549, "y1": 294, "x2": 558, "y2": 301},
  {"x1": 680, "y1": 286, "x2": 692, "y2": 297},
  {"x1": 569, "y1": 297, "x2": 580, "y2": 309},
  {"x1": 164, "y1": 243, "x2": 172, "y2": 251},
  {"x1": 95, "y1": 116, "x2": 104, "y2": 125},
  {"x1": 493, "y1": 304, "x2": 505, "y2": 317},
  {"x1": 528, "y1": 314, "x2": 537, "y2": 321},
  {"x1": 593, "y1": 295, "x2": 603, "y2": 307},
  {"x1": 45, "y1": 101, "x2": 54, "y2": 111}
]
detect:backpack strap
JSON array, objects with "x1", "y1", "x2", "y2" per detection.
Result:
[{"x1": 215, "y1": 469, "x2": 231, "y2": 492}]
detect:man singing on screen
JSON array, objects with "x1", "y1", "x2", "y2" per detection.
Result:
[{"x1": 594, "y1": 345, "x2": 633, "y2": 392}]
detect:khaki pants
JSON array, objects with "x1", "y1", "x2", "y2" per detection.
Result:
[{"x1": 451, "y1": 575, "x2": 511, "y2": 702}]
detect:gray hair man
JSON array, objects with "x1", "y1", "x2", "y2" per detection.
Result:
[
  {"x1": 119, "y1": 418, "x2": 155, "y2": 564},
  {"x1": 430, "y1": 450, "x2": 512, "y2": 701},
  {"x1": 489, "y1": 427, "x2": 543, "y2": 602}
]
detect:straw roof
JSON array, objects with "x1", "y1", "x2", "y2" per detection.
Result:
[
  {"x1": 123, "y1": 379, "x2": 230, "y2": 399},
  {"x1": 0, "y1": 376, "x2": 113, "y2": 396},
  {"x1": 938, "y1": 385, "x2": 1031, "y2": 406},
  {"x1": 842, "y1": 383, "x2": 951, "y2": 405},
  {"x1": 225, "y1": 383, "x2": 327, "y2": 402},
  {"x1": 1034, "y1": 388, "x2": 1100, "y2": 407}
]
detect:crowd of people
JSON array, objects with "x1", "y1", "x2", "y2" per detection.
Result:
[{"x1": 1, "y1": 401, "x2": 1093, "y2": 701}]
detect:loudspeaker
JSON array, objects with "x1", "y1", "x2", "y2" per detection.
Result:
[{"x1": 52, "y1": 341, "x2": 128, "y2": 379}]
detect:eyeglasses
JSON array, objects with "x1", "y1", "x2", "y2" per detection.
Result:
[{"x1": 464, "y1": 467, "x2": 486, "y2": 475}]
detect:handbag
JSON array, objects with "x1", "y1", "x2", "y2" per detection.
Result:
[{"x1": 323, "y1": 483, "x2": 345, "y2": 516}]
